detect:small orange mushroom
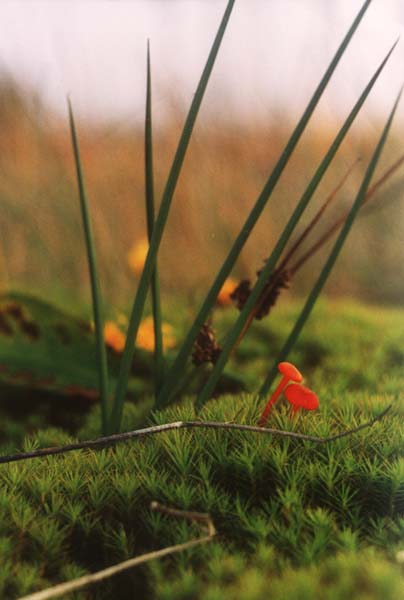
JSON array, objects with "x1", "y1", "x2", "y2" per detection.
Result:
[
  {"x1": 258, "y1": 362, "x2": 303, "y2": 426},
  {"x1": 284, "y1": 383, "x2": 319, "y2": 417}
]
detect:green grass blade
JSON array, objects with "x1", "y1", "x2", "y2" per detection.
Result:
[
  {"x1": 68, "y1": 99, "x2": 110, "y2": 435},
  {"x1": 259, "y1": 86, "x2": 403, "y2": 398},
  {"x1": 290, "y1": 152, "x2": 404, "y2": 274},
  {"x1": 157, "y1": 0, "x2": 374, "y2": 408},
  {"x1": 194, "y1": 41, "x2": 396, "y2": 410},
  {"x1": 145, "y1": 41, "x2": 164, "y2": 394},
  {"x1": 109, "y1": 0, "x2": 236, "y2": 432}
]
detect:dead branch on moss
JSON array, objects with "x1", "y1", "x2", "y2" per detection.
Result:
[
  {"x1": 150, "y1": 500, "x2": 216, "y2": 536},
  {"x1": 18, "y1": 502, "x2": 215, "y2": 600},
  {"x1": 0, "y1": 405, "x2": 391, "y2": 466}
]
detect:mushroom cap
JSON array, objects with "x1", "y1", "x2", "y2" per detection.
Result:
[
  {"x1": 277, "y1": 362, "x2": 303, "y2": 383},
  {"x1": 284, "y1": 384, "x2": 319, "y2": 410}
]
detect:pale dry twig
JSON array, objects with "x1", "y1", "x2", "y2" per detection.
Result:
[
  {"x1": 18, "y1": 502, "x2": 216, "y2": 600},
  {"x1": 0, "y1": 404, "x2": 391, "y2": 466}
]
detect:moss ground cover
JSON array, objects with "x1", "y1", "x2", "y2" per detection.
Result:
[
  {"x1": 0, "y1": 299, "x2": 403, "y2": 599},
  {"x1": 0, "y1": 3, "x2": 402, "y2": 597}
]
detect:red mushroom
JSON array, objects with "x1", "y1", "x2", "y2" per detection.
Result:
[
  {"x1": 284, "y1": 383, "x2": 319, "y2": 417},
  {"x1": 258, "y1": 362, "x2": 303, "y2": 426}
]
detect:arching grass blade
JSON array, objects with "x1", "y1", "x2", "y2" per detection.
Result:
[
  {"x1": 193, "y1": 41, "x2": 396, "y2": 410},
  {"x1": 276, "y1": 158, "x2": 360, "y2": 273},
  {"x1": 157, "y1": 0, "x2": 374, "y2": 408},
  {"x1": 68, "y1": 98, "x2": 110, "y2": 435},
  {"x1": 259, "y1": 86, "x2": 403, "y2": 398},
  {"x1": 109, "y1": 0, "x2": 236, "y2": 432},
  {"x1": 290, "y1": 152, "x2": 404, "y2": 274},
  {"x1": 144, "y1": 40, "x2": 164, "y2": 394},
  {"x1": 227, "y1": 159, "x2": 360, "y2": 355}
]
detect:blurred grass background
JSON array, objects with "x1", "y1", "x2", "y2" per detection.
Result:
[{"x1": 0, "y1": 75, "x2": 403, "y2": 311}]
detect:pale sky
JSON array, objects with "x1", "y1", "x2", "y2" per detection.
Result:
[{"x1": 0, "y1": 1, "x2": 403, "y2": 125}]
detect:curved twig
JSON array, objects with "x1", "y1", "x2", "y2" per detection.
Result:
[
  {"x1": 18, "y1": 502, "x2": 215, "y2": 600},
  {"x1": 0, "y1": 405, "x2": 391, "y2": 465}
]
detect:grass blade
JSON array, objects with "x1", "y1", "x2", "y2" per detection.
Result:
[
  {"x1": 68, "y1": 99, "x2": 110, "y2": 435},
  {"x1": 232, "y1": 153, "x2": 404, "y2": 347},
  {"x1": 276, "y1": 158, "x2": 360, "y2": 273},
  {"x1": 259, "y1": 86, "x2": 403, "y2": 398},
  {"x1": 226, "y1": 159, "x2": 360, "y2": 354},
  {"x1": 109, "y1": 0, "x2": 236, "y2": 432},
  {"x1": 290, "y1": 152, "x2": 404, "y2": 274},
  {"x1": 194, "y1": 42, "x2": 396, "y2": 410},
  {"x1": 234, "y1": 152, "x2": 404, "y2": 350},
  {"x1": 157, "y1": 0, "x2": 374, "y2": 408},
  {"x1": 145, "y1": 41, "x2": 164, "y2": 393}
]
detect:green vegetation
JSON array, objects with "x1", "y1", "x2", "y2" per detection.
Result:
[
  {"x1": 0, "y1": 1, "x2": 403, "y2": 597},
  {"x1": 0, "y1": 299, "x2": 403, "y2": 598},
  {"x1": 63, "y1": 0, "x2": 399, "y2": 433},
  {"x1": 144, "y1": 40, "x2": 164, "y2": 393},
  {"x1": 153, "y1": 0, "x2": 387, "y2": 414},
  {"x1": 109, "y1": 0, "x2": 236, "y2": 434},
  {"x1": 68, "y1": 99, "x2": 110, "y2": 435},
  {"x1": 195, "y1": 77, "x2": 401, "y2": 410}
]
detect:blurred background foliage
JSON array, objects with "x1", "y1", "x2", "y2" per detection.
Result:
[{"x1": 0, "y1": 75, "x2": 403, "y2": 311}]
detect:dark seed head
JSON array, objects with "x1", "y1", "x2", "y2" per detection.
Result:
[
  {"x1": 230, "y1": 266, "x2": 291, "y2": 319},
  {"x1": 192, "y1": 322, "x2": 222, "y2": 366}
]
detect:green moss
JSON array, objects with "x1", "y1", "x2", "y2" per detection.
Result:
[
  {"x1": 0, "y1": 300, "x2": 403, "y2": 597},
  {"x1": 0, "y1": 389, "x2": 402, "y2": 597}
]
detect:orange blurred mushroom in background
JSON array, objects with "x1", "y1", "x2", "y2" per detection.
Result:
[
  {"x1": 216, "y1": 277, "x2": 238, "y2": 307},
  {"x1": 104, "y1": 317, "x2": 176, "y2": 354},
  {"x1": 104, "y1": 321, "x2": 126, "y2": 353},
  {"x1": 128, "y1": 238, "x2": 149, "y2": 276},
  {"x1": 137, "y1": 316, "x2": 176, "y2": 352}
]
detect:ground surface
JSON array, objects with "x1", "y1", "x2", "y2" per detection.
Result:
[{"x1": 0, "y1": 298, "x2": 403, "y2": 599}]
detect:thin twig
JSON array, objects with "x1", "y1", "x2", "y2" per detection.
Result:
[
  {"x1": 229, "y1": 153, "x2": 404, "y2": 359},
  {"x1": 151, "y1": 501, "x2": 216, "y2": 536},
  {"x1": 231, "y1": 158, "x2": 361, "y2": 352},
  {"x1": 232, "y1": 153, "x2": 404, "y2": 348},
  {"x1": 290, "y1": 153, "x2": 404, "y2": 274},
  {"x1": 0, "y1": 405, "x2": 391, "y2": 466},
  {"x1": 277, "y1": 158, "x2": 360, "y2": 273},
  {"x1": 18, "y1": 502, "x2": 215, "y2": 600}
]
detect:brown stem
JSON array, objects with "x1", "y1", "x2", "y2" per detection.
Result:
[
  {"x1": 231, "y1": 155, "x2": 403, "y2": 359},
  {"x1": 290, "y1": 153, "x2": 404, "y2": 274},
  {"x1": 232, "y1": 160, "x2": 359, "y2": 353},
  {"x1": 277, "y1": 158, "x2": 360, "y2": 273},
  {"x1": 232, "y1": 307, "x2": 258, "y2": 353}
]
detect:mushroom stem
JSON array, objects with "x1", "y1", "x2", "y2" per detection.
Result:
[
  {"x1": 258, "y1": 377, "x2": 288, "y2": 426},
  {"x1": 290, "y1": 405, "x2": 299, "y2": 418},
  {"x1": 258, "y1": 362, "x2": 303, "y2": 426}
]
